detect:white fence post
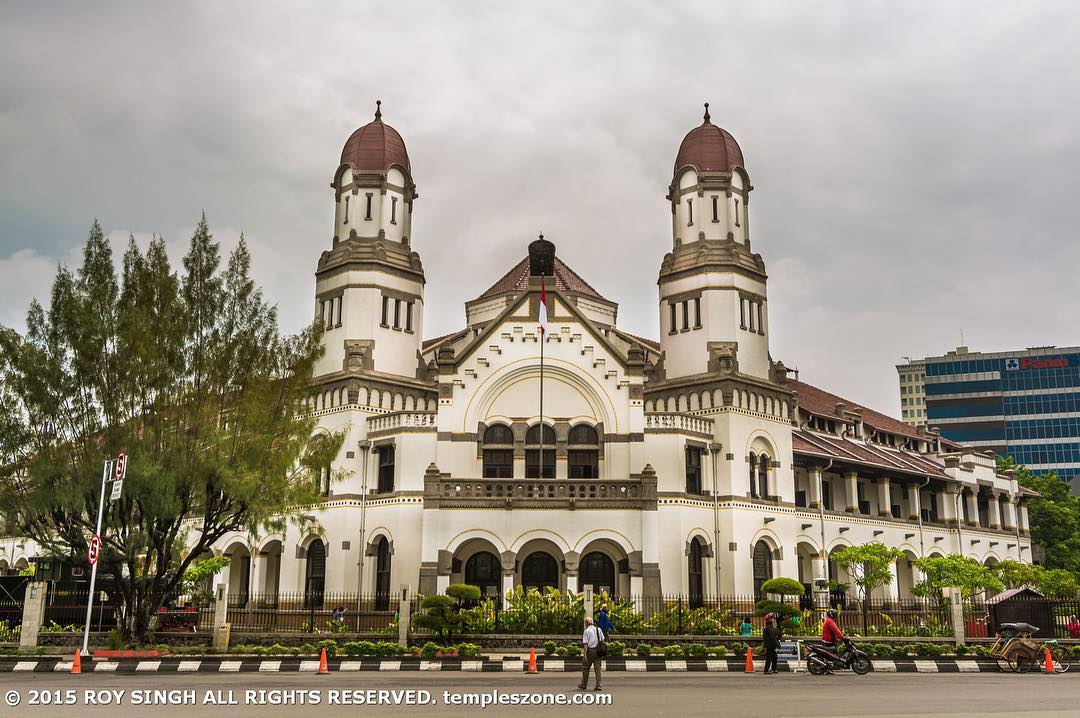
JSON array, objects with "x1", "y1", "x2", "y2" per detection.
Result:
[
  {"x1": 19, "y1": 581, "x2": 47, "y2": 648},
  {"x1": 398, "y1": 584, "x2": 411, "y2": 648}
]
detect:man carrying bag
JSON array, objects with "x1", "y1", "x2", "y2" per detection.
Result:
[{"x1": 578, "y1": 616, "x2": 605, "y2": 690}]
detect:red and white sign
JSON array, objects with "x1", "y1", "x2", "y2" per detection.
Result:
[
  {"x1": 114, "y1": 450, "x2": 128, "y2": 481},
  {"x1": 87, "y1": 534, "x2": 101, "y2": 565}
]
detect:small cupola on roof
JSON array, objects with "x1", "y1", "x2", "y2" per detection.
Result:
[
  {"x1": 340, "y1": 100, "x2": 411, "y2": 173},
  {"x1": 673, "y1": 103, "x2": 744, "y2": 176}
]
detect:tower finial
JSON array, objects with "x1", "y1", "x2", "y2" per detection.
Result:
[
  {"x1": 375, "y1": 99, "x2": 382, "y2": 120},
  {"x1": 703, "y1": 102, "x2": 711, "y2": 123},
  {"x1": 539, "y1": 230, "x2": 544, "y2": 241}
]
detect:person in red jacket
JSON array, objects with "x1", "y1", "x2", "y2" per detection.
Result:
[
  {"x1": 1067, "y1": 615, "x2": 1080, "y2": 639},
  {"x1": 821, "y1": 608, "x2": 844, "y2": 648}
]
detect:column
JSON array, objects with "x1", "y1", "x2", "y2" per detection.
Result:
[
  {"x1": 1002, "y1": 496, "x2": 1017, "y2": 531},
  {"x1": 808, "y1": 466, "x2": 823, "y2": 509},
  {"x1": 500, "y1": 550, "x2": 516, "y2": 609},
  {"x1": 965, "y1": 490, "x2": 979, "y2": 527},
  {"x1": 908, "y1": 484, "x2": 921, "y2": 521},
  {"x1": 939, "y1": 485, "x2": 958, "y2": 525},
  {"x1": 844, "y1": 470, "x2": 859, "y2": 513},
  {"x1": 876, "y1": 478, "x2": 892, "y2": 518},
  {"x1": 988, "y1": 495, "x2": 1001, "y2": 530},
  {"x1": 885, "y1": 560, "x2": 900, "y2": 601},
  {"x1": 19, "y1": 581, "x2": 47, "y2": 648},
  {"x1": 563, "y1": 551, "x2": 580, "y2": 594},
  {"x1": 249, "y1": 549, "x2": 265, "y2": 602},
  {"x1": 1018, "y1": 502, "x2": 1030, "y2": 535}
]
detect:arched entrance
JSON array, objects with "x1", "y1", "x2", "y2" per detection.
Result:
[
  {"x1": 688, "y1": 538, "x2": 705, "y2": 608},
  {"x1": 752, "y1": 541, "x2": 773, "y2": 596},
  {"x1": 521, "y1": 552, "x2": 559, "y2": 592},
  {"x1": 579, "y1": 552, "x2": 616, "y2": 597},
  {"x1": 464, "y1": 551, "x2": 501, "y2": 599},
  {"x1": 304, "y1": 539, "x2": 326, "y2": 608},
  {"x1": 374, "y1": 537, "x2": 392, "y2": 610}
]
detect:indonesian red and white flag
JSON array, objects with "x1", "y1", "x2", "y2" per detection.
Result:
[{"x1": 539, "y1": 283, "x2": 548, "y2": 334}]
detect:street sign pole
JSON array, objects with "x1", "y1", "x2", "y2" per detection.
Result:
[{"x1": 81, "y1": 459, "x2": 112, "y2": 656}]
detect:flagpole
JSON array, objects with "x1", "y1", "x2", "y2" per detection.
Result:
[{"x1": 538, "y1": 276, "x2": 545, "y2": 477}]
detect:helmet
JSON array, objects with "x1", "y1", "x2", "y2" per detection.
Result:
[{"x1": 826, "y1": 609, "x2": 839, "y2": 620}]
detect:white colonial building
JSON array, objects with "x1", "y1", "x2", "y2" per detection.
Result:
[{"x1": 209, "y1": 103, "x2": 1035, "y2": 605}]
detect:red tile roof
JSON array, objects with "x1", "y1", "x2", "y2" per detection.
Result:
[
  {"x1": 674, "y1": 105, "x2": 745, "y2": 175},
  {"x1": 789, "y1": 378, "x2": 923, "y2": 440},
  {"x1": 340, "y1": 103, "x2": 410, "y2": 173},
  {"x1": 475, "y1": 256, "x2": 607, "y2": 302},
  {"x1": 793, "y1": 429, "x2": 948, "y2": 479}
]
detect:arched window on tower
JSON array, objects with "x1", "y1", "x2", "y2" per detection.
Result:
[
  {"x1": 567, "y1": 424, "x2": 599, "y2": 478},
  {"x1": 752, "y1": 540, "x2": 773, "y2": 597},
  {"x1": 525, "y1": 424, "x2": 556, "y2": 478},
  {"x1": 304, "y1": 539, "x2": 326, "y2": 608},
  {"x1": 757, "y1": 454, "x2": 770, "y2": 500},
  {"x1": 688, "y1": 538, "x2": 705, "y2": 608},
  {"x1": 482, "y1": 424, "x2": 514, "y2": 478},
  {"x1": 749, "y1": 452, "x2": 758, "y2": 498}
]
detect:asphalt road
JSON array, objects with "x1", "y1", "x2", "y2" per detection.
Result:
[{"x1": 0, "y1": 671, "x2": 1073, "y2": 718}]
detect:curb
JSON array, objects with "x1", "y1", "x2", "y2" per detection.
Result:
[{"x1": 0, "y1": 657, "x2": 1074, "y2": 674}]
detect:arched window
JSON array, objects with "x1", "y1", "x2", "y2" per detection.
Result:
[
  {"x1": 525, "y1": 424, "x2": 556, "y2": 478},
  {"x1": 304, "y1": 539, "x2": 326, "y2": 608},
  {"x1": 482, "y1": 424, "x2": 514, "y2": 478},
  {"x1": 749, "y1": 452, "x2": 758, "y2": 497},
  {"x1": 464, "y1": 551, "x2": 501, "y2": 598},
  {"x1": 752, "y1": 541, "x2": 773, "y2": 597},
  {"x1": 757, "y1": 454, "x2": 770, "y2": 500},
  {"x1": 568, "y1": 424, "x2": 599, "y2": 478},
  {"x1": 688, "y1": 538, "x2": 704, "y2": 608},
  {"x1": 579, "y1": 551, "x2": 615, "y2": 597},
  {"x1": 521, "y1": 552, "x2": 559, "y2": 592},
  {"x1": 374, "y1": 537, "x2": 392, "y2": 610}
]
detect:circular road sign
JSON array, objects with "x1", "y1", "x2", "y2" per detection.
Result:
[{"x1": 87, "y1": 534, "x2": 101, "y2": 565}]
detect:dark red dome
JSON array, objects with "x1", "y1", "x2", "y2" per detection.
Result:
[
  {"x1": 340, "y1": 101, "x2": 411, "y2": 173},
  {"x1": 674, "y1": 103, "x2": 744, "y2": 175}
]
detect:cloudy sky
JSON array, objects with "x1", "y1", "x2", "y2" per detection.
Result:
[{"x1": 2, "y1": 1, "x2": 1079, "y2": 415}]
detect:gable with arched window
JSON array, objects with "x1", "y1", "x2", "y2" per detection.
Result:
[{"x1": 482, "y1": 424, "x2": 514, "y2": 478}]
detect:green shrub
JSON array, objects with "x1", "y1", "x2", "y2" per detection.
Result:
[
  {"x1": 251, "y1": 645, "x2": 270, "y2": 656},
  {"x1": 912, "y1": 642, "x2": 941, "y2": 657},
  {"x1": 456, "y1": 643, "x2": 482, "y2": 657},
  {"x1": 967, "y1": 645, "x2": 990, "y2": 657},
  {"x1": 662, "y1": 644, "x2": 685, "y2": 657},
  {"x1": 267, "y1": 644, "x2": 288, "y2": 655},
  {"x1": 563, "y1": 643, "x2": 581, "y2": 658},
  {"x1": 871, "y1": 643, "x2": 893, "y2": 658},
  {"x1": 299, "y1": 643, "x2": 315, "y2": 655},
  {"x1": 636, "y1": 643, "x2": 653, "y2": 657},
  {"x1": 341, "y1": 641, "x2": 362, "y2": 656},
  {"x1": 954, "y1": 644, "x2": 969, "y2": 656},
  {"x1": 708, "y1": 645, "x2": 727, "y2": 657},
  {"x1": 543, "y1": 640, "x2": 558, "y2": 656},
  {"x1": 420, "y1": 642, "x2": 440, "y2": 659},
  {"x1": 684, "y1": 643, "x2": 708, "y2": 657},
  {"x1": 316, "y1": 639, "x2": 338, "y2": 656},
  {"x1": 606, "y1": 641, "x2": 625, "y2": 657},
  {"x1": 730, "y1": 641, "x2": 748, "y2": 657},
  {"x1": 106, "y1": 629, "x2": 126, "y2": 651},
  {"x1": 1068, "y1": 645, "x2": 1080, "y2": 660}
]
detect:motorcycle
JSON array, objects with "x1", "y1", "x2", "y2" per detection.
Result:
[{"x1": 805, "y1": 636, "x2": 872, "y2": 675}]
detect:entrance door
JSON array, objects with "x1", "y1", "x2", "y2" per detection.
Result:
[
  {"x1": 521, "y1": 552, "x2": 559, "y2": 592},
  {"x1": 579, "y1": 552, "x2": 616, "y2": 597},
  {"x1": 464, "y1": 551, "x2": 501, "y2": 599}
]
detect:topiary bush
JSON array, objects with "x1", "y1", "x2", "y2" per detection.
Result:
[
  {"x1": 543, "y1": 640, "x2": 558, "y2": 656},
  {"x1": 662, "y1": 644, "x2": 685, "y2": 657},
  {"x1": 316, "y1": 639, "x2": 338, "y2": 656},
  {"x1": 606, "y1": 641, "x2": 625, "y2": 657},
  {"x1": 636, "y1": 643, "x2": 653, "y2": 657},
  {"x1": 299, "y1": 643, "x2": 315, "y2": 655}
]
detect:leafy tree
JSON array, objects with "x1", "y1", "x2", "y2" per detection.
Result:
[
  {"x1": 755, "y1": 577, "x2": 804, "y2": 632},
  {"x1": 997, "y1": 456, "x2": 1080, "y2": 580},
  {"x1": 991, "y1": 559, "x2": 1043, "y2": 591},
  {"x1": 913, "y1": 554, "x2": 1003, "y2": 604},
  {"x1": 831, "y1": 543, "x2": 904, "y2": 633},
  {"x1": 0, "y1": 218, "x2": 342, "y2": 641},
  {"x1": 412, "y1": 584, "x2": 481, "y2": 641},
  {"x1": 181, "y1": 555, "x2": 231, "y2": 607}
]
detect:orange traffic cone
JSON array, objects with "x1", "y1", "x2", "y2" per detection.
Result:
[
  {"x1": 527, "y1": 648, "x2": 538, "y2": 674},
  {"x1": 744, "y1": 647, "x2": 754, "y2": 673},
  {"x1": 1043, "y1": 647, "x2": 1055, "y2": 674},
  {"x1": 318, "y1": 647, "x2": 330, "y2": 675},
  {"x1": 71, "y1": 650, "x2": 82, "y2": 675}
]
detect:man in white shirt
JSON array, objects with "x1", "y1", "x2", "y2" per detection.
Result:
[{"x1": 578, "y1": 615, "x2": 603, "y2": 690}]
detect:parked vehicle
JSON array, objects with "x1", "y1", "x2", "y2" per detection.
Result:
[{"x1": 805, "y1": 636, "x2": 872, "y2": 675}]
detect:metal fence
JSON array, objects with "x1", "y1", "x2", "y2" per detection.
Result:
[
  {"x1": 222, "y1": 592, "x2": 399, "y2": 634},
  {"x1": 985, "y1": 595, "x2": 1080, "y2": 640},
  {"x1": 43, "y1": 589, "x2": 118, "y2": 633}
]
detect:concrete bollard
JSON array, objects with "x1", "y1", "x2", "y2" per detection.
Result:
[
  {"x1": 211, "y1": 583, "x2": 230, "y2": 652},
  {"x1": 947, "y1": 587, "x2": 966, "y2": 646}
]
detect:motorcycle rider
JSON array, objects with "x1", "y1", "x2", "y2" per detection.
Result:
[{"x1": 821, "y1": 608, "x2": 843, "y2": 650}]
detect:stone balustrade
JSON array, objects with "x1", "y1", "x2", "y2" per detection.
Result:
[
  {"x1": 644, "y1": 412, "x2": 714, "y2": 436},
  {"x1": 366, "y1": 411, "x2": 438, "y2": 436},
  {"x1": 423, "y1": 468, "x2": 658, "y2": 510}
]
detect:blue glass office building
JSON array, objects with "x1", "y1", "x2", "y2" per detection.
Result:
[{"x1": 924, "y1": 346, "x2": 1080, "y2": 491}]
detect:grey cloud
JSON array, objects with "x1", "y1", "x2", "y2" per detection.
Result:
[{"x1": 1, "y1": 0, "x2": 1079, "y2": 417}]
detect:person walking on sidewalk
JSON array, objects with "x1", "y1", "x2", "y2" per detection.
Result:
[
  {"x1": 763, "y1": 613, "x2": 781, "y2": 674},
  {"x1": 578, "y1": 616, "x2": 604, "y2": 691}
]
